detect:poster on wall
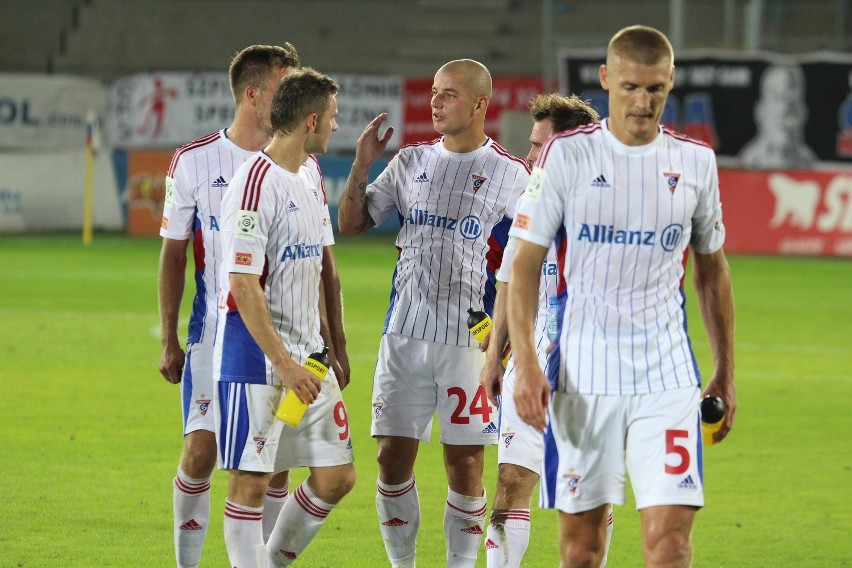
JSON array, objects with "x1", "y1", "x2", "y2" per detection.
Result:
[
  {"x1": 558, "y1": 49, "x2": 852, "y2": 167},
  {"x1": 0, "y1": 74, "x2": 108, "y2": 150},
  {"x1": 109, "y1": 72, "x2": 404, "y2": 151}
]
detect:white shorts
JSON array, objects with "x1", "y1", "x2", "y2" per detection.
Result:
[
  {"x1": 215, "y1": 372, "x2": 354, "y2": 473},
  {"x1": 543, "y1": 386, "x2": 704, "y2": 513},
  {"x1": 181, "y1": 343, "x2": 215, "y2": 435},
  {"x1": 371, "y1": 334, "x2": 498, "y2": 445},
  {"x1": 497, "y1": 368, "x2": 544, "y2": 476}
]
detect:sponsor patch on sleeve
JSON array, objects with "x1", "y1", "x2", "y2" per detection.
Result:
[
  {"x1": 164, "y1": 176, "x2": 176, "y2": 207},
  {"x1": 513, "y1": 213, "x2": 531, "y2": 230},
  {"x1": 235, "y1": 210, "x2": 259, "y2": 241},
  {"x1": 523, "y1": 167, "x2": 545, "y2": 203},
  {"x1": 161, "y1": 216, "x2": 169, "y2": 230},
  {"x1": 235, "y1": 252, "x2": 252, "y2": 266}
]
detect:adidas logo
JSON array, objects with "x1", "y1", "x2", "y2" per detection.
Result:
[
  {"x1": 287, "y1": 201, "x2": 300, "y2": 212},
  {"x1": 179, "y1": 519, "x2": 203, "y2": 531},
  {"x1": 382, "y1": 517, "x2": 409, "y2": 527},
  {"x1": 678, "y1": 475, "x2": 697, "y2": 490},
  {"x1": 485, "y1": 538, "x2": 498, "y2": 549},
  {"x1": 414, "y1": 171, "x2": 429, "y2": 183},
  {"x1": 211, "y1": 176, "x2": 228, "y2": 188},
  {"x1": 482, "y1": 422, "x2": 498, "y2": 434},
  {"x1": 461, "y1": 524, "x2": 483, "y2": 534},
  {"x1": 590, "y1": 174, "x2": 610, "y2": 188}
]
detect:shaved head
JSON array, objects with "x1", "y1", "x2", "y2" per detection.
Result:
[{"x1": 437, "y1": 59, "x2": 492, "y2": 98}]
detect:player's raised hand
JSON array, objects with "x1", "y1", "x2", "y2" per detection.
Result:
[
  {"x1": 159, "y1": 342, "x2": 185, "y2": 384},
  {"x1": 354, "y1": 113, "x2": 394, "y2": 169},
  {"x1": 514, "y1": 362, "x2": 550, "y2": 432}
]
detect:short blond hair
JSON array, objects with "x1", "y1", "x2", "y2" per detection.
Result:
[
  {"x1": 437, "y1": 59, "x2": 492, "y2": 98},
  {"x1": 607, "y1": 25, "x2": 673, "y2": 67}
]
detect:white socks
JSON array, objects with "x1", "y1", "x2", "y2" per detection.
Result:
[
  {"x1": 262, "y1": 485, "x2": 289, "y2": 543},
  {"x1": 376, "y1": 476, "x2": 420, "y2": 566},
  {"x1": 444, "y1": 488, "x2": 487, "y2": 568},
  {"x1": 267, "y1": 482, "x2": 335, "y2": 567},
  {"x1": 173, "y1": 467, "x2": 211, "y2": 568},
  {"x1": 223, "y1": 499, "x2": 263, "y2": 568},
  {"x1": 485, "y1": 508, "x2": 530, "y2": 568}
]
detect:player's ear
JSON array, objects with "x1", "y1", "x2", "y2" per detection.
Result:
[
  {"x1": 306, "y1": 112, "x2": 318, "y2": 132},
  {"x1": 245, "y1": 85, "x2": 260, "y2": 106},
  {"x1": 599, "y1": 64, "x2": 609, "y2": 90}
]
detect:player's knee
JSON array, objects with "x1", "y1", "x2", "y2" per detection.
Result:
[
  {"x1": 311, "y1": 467, "x2": 356, "y2": 504},
  {"x1": 181, "y1": 432, "x2": 217, "y2": 477},
  {"x1": 643, "y1": 529, "x2": 692, "y2": 568},
  {"x1": 496, "y1": 464, "x2": 537, "y2": 497},
  {"x1": 560, "y1": 540, "x2": 601, "y2": 568},
  {"x1": 376, "y1": 444, "x2": 414, "y2": 482}
]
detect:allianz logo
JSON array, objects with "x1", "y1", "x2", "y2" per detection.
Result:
[
  {"x1": 578, "y1": 223, "x2": 684, "y2": 252},
  {"x1": 406, "y1": 208, "x2": 483, "y2": 240},
  {"x1": 280, "y1": 242, "x2": 322, "y2": 261}
]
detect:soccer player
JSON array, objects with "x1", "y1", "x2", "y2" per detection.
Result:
[
  {"x1": 158, "y1": 44, "x2": 349, "y2": 567},
  {"x1": 338, "y1": 59, "x2": 530, "y2": 568},
  {"x1": 508, "y1": 26, "x2": 737, "y2": 568},
  {"x1": 479, "y1": 93, "x2": 614, "y2": 568},
  {"x1": 215, "y1": 67, "x2": 354, "y2": 568}
]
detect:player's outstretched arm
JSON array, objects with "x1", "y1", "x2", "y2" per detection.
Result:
[
  {"x1": 230, "y1": 272, "x2": 322, "y2": 403},
  {"x1": 157, "y1": 237, "x2": 189, "y2": 384},
  {"x1": 508, "y1": 239, "x2": 550, "y2": 432},
  {"x1": 337, "y1": 113, "x2": 393, "y2": 235},
  {"x1": 692, "y1": 248, "x2": 736, "y2": 443}
]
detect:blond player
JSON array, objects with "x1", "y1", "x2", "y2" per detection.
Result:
[{"x1": 509, "y1": 26, "x2": 736, "y2": 567}]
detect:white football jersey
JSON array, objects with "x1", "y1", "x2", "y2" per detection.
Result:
[
  {"x1": 367, "y1": 137, "x2": 530, "y2": 346},
  {"x1": 160, "y1": 128, "x2": 331, "y2": 347},
  {"x1": 217, "y1": 152, "x2": 334, "y2": 385},
  {"x1": 510, "y1": 119, "x2": 725, "y2": 395}
]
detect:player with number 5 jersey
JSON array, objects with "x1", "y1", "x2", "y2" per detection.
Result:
[{"x1": 507, "y1": 26, "x2": 736, "y2": 568}]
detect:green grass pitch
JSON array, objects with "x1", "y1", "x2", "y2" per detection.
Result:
[{"x1": 1, "y1": 233, "x2": 850, "y2": 566}]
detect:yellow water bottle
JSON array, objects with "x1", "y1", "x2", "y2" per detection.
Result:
[
  {"x1": 275, "y1": 346, "x2": 330, "y2": 427},
  {"x1": 467, "y1": 308, "x2": 511, "y2": 366},
  {"x1": 700, "y1": 395, "x2": 725, "y2": 446},
  {"x1": 467, "y1": 308, "x2": 492, "y2": 342}
]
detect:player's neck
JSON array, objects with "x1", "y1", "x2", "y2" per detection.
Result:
[
  {"x1": 442, "y1": 129, "x2": 488, "y2": 154},
  {"x1": 264, "y1": 136, "x2": 308, "y2": 174},
  {"x1": 226, "y1": 120, "x2": 271, "y2": 153}
]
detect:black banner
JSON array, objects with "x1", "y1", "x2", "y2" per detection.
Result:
[{"x1": 559, "y1": 50, "x2": 852, "y2": 167}]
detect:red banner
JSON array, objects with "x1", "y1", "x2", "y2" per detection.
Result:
[
  {"x1": 402, "y1": 76, "x2": 543, "y2": 146},
  {"x1": 720, "y1": 169, "x2": 852, "y2": 257}
]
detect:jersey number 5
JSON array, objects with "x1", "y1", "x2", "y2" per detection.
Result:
[
  {"x1": 448, "y1": 386, "x2": 493, "y2": 424},
  {"x1": 665, "y1": 429, "x2": 690, "y2": 475}
]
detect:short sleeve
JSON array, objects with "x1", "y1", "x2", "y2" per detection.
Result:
[
  {"x1": 220, "y1": 169, "x2": 272, "y2": 276},
  {"x1": 508, "y1": 156, "x2": 567, "y2": 249},
  {"x1": 690, "y1": 152, "x2": 725, "y2": 254},
  {"x1": 159, "y1": 156, "x2": 196, "y2": 240},
  {"x1": 366, "y1": 155, "x2": 402, "y2": 227}
]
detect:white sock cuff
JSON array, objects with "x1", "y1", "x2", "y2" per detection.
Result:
[
  {"x1": 224, "y1": 499, "x2": 263, "y2": 521},
  {"x1": 446, "y1": 488, "x2": 487, "y2": 519},
  {"x1": 377, "y1": 475, "x2": 416, "y2": 496},
  {"x1": 266, "y1": 485, "x2": 290, "y2": 500},
  {"x1": 174, "y1": 466, "x2": 211, "y2": 494},
  {"x1": 294, "y1": 483, "x2": 334, "y2": 518}
]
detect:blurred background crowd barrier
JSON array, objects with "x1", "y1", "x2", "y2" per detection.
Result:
[{"x1": 0, "y1": 0, "x2": 849, "y2": 255}]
